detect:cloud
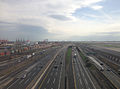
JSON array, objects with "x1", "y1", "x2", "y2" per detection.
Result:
[
  {"x1": 0, "y1": 22, "x2": 52, "y2": 40},
  {"x1": 49, "y1": 15, "x2": 71, "y2": 21},
  {"x1": 0, "y1": 0, "x2": 120, "y2": 41},
  {"x1": 0, "y1": 0, "x2": 104, "y2": 23},
  {"x1": 91, "y1": 5, "x2": 103, "y2": 10}
]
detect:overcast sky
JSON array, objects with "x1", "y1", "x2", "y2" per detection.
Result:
[{"x1": 0, "y1": 0, "x2": 120, "y2": 41}]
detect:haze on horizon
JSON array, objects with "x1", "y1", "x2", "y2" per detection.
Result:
[{"x1": 0, "y1": 0, "x2": 120, "y2": 41}]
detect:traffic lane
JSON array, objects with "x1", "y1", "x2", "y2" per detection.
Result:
[
  {"x1": 5, "y1": 64, "x2": 42, "y2": 89},
  {"x1": 2, "y1": 50, "x2": 58, "y2": 89},
  {"x1": 20, "y1": 49, "x2": 61, "y2": 87},
  {"x1": 37, "y1": 52, "x2": 64, "y2": 89},
  {"x1": 76, "y1": 58, "x2": 91, "y2": 89},
  {"x1": 42, "y1": 60, "x2": 62, "y2": 89},
  {"x1": 41, "y1": 67, "x2": 60, "y2": 89},
  {"x1": 0, "y1": 57, "x2": 25, "y2": 71},
  {"x1": 102, "y1": 64, "x2": 120, "y2": 88},
  {"x1": 5, "y1": 53, "x2": 55, "y2": 89},
  {"x1": 19, "y1": 67, "x2": 42, "y2": 88},
  {"x1": 75, "y1": 54, "x2": 93, "y2": 89},
  {"x1": 5, "y1": 66, "x2": 40, "y2": 89},
  {"x1": 0, "y1": 47, "x2": 57, "y2": 71},
  {"x1": 93, "y1": 46, "x2": 120, "y2": 58},
  {"x1": 73, "y1": 57, "x2": 88, "y2": 89},
  {"x1": 38, "y1": 63, "x2": 57, "y2": 89},
  {"x1": 73, "y1": 58, "x2": 82, "y2": 89},
  {"x1": 91, "y1": 56, "x2": 120, "y2": 88},
  {"x1": 59, "y1": 51, "x2": 66, "y2": 89},
  {"x1": 76, "y1": 56, "x2": 94, "y2": 89},
  {"x1": 53, "y1": 55, "x2": 64, "y2": 89},
  {"x1": 31, "y1": 47, "x2": 66, "y2": 89},
  {"x1": 91, "y1": 46, "x2": 120, "y2": 64},
  {"x1": 73, "y1": 49, "x2": 96, "y2": 89},
  {"x1": 76, "y1": 53, "x2": 96, "y2": 89},
  {"x1": 1, "y1": 48, "x2": 57, "y2": 78}
]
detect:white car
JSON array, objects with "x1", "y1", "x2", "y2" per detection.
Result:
[{"x1": 21, "y1": 74, "x2": 26, "y2": 79}]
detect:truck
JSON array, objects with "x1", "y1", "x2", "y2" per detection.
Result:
[{"x1": 27, "y1": 54, "x2": 32, "y2": 59}]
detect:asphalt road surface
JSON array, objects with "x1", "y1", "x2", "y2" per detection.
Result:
[
  {"x1": 2, "y1": 47, "x2": 61, "y2": 89},
  {"x1": 72, "y1": 49, "x2": 96, "y2": 89},
  {"x1": 35, "y1": 49, "x2": 66, "y2": 89}
]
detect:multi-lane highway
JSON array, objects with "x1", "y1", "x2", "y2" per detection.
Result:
[
  {"x1": 79, "y1": 44, "x2": 120, "y2": 89},
  {"x1": 72, "y1": 48, "x2": 96, "y2": 89},
  {"x1": 0, "y1": 47, "x2": 55, "y2": 71},
  {"x1": 1, "y1": 43, "x2": 119, "y2": 89},
  {"x1": 4, "y1": 55, "x2": 53, "y2": 89},
  {"x1": 1, "y1": 46, "x2": 62, "y2": 89},
  {"x1": 88, "y1": 56, "x2": 120, "y2": 89},
  {"x1": 35, "y1": 49, "x2": 66, "y2": 89}
]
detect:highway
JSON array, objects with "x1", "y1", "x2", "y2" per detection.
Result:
[
  {"x1": 1, "y1": 44, "x2": 119, "y2": 89},
  {"x1": 0, "y1": 47, "x2": 55, "y2": 71},
  {"x1": 72, "y1": 48, "x2": 96, "y2": 89},
  {"x1": 88, "y1": 56, "x2": 120, "y2": 89},
  {"x1": 78, "y1": 45, "x2": 120, "y2": 88},
  {"x1": 0, "y1": 56, "x2": 26, "y2": 71},
  {"x1": 2, "y1": 46, "x2": 61, "y2": 89},
  {"x1": 34, "y1": 48, "x2": 66, "y2": 89},
  {"x1": 89, "y1": 45, "x2": 120, "y2": 65}
]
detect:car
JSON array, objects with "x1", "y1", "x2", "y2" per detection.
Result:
[
  {"x1": 43, "y1": 50, "x2": 45, "y2": 52},
  {"x1": 32, "y1": 53, "x2": 35, "y2": 56},
  {"x1": 18, "y1": 60, "x2": 21, "y2": 62},
  {"x1": 118, "y1": 69, "x2": 120, "y2": 74},
  {"x1": 40, "y1": 66, "x2": 43, "y2": 68},
  {"x1": 107, "y1": 68, "x2": 111, "y2": 71},
  {"x1": 100, "y1": 63, "x2": 103, "y2": 65},
  {"x1": 73, "y1": 61, "x2": 75, "y2": 63},
  {"x1": 27, "y1": 55, "x2": 32, "y2": 59},
  {"x1": 21, "y1": 74, "x2": 26, "y2": 79},
  {"x1": 60, "y1": 62, "x2": 62, "y2": 64},
  {"x1": 54, "y1": 65, "x2": 58, "y2": 68}
]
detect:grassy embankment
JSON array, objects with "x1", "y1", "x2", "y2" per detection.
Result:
[
  {"x1": 66, "y1": 47, "x2": 72, "y2": 67},
  {"x1": 77, "y1": 48, "x2": 95, "y2": 70}
]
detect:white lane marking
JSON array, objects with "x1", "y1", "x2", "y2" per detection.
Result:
[
  {"x1": 32, "y1": 72, "x2": 36, "y2": 76},
  {"x1": 82, "y1": 73, "x2": 84, "y2": 77},
  {"x1": 80, "y1": 78, "x2": 82, "y2": 85},
  {"x1": 47, "y1": 78, "x2": 50, "y2": 84},
  {"x1": 19, "y1": 79, "x2": 24, "y2": 84},
  {"x1": 77, "y1": 51, "x2": 96, "y2": 89},
  {"x1": 31, "y1": 47, "x2": 65, "y2": 89},
  {"x1": 85, "y1": 78, "x2": 88, "y2": 85},
  {"x1": 7, "y1": 79, "x2": 19, "y2": 89},
  {"x1": 28, "y1": 72, "x2": 31, "y2": 76},
  {"x1": 58, "y1": 59, "x2": 65, "y2": 89},
  {"x1": 53, "y1": 78, "x2": 56, "y2": 84},
  {"x1": 24, "y1": 79, "x2": 29, "y2": 84}
]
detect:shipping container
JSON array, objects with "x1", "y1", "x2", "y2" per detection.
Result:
[{"x1": 6, "y1": 51, "x2": 10, "y2": 55}]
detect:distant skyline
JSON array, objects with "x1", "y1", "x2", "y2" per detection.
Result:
[{"x1": 0, "y1": 0, "x2": 120, "y2": 41}]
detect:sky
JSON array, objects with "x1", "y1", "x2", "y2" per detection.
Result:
[{"x1": 0, "y1": 0, "x2": 120, "y2": 41}]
